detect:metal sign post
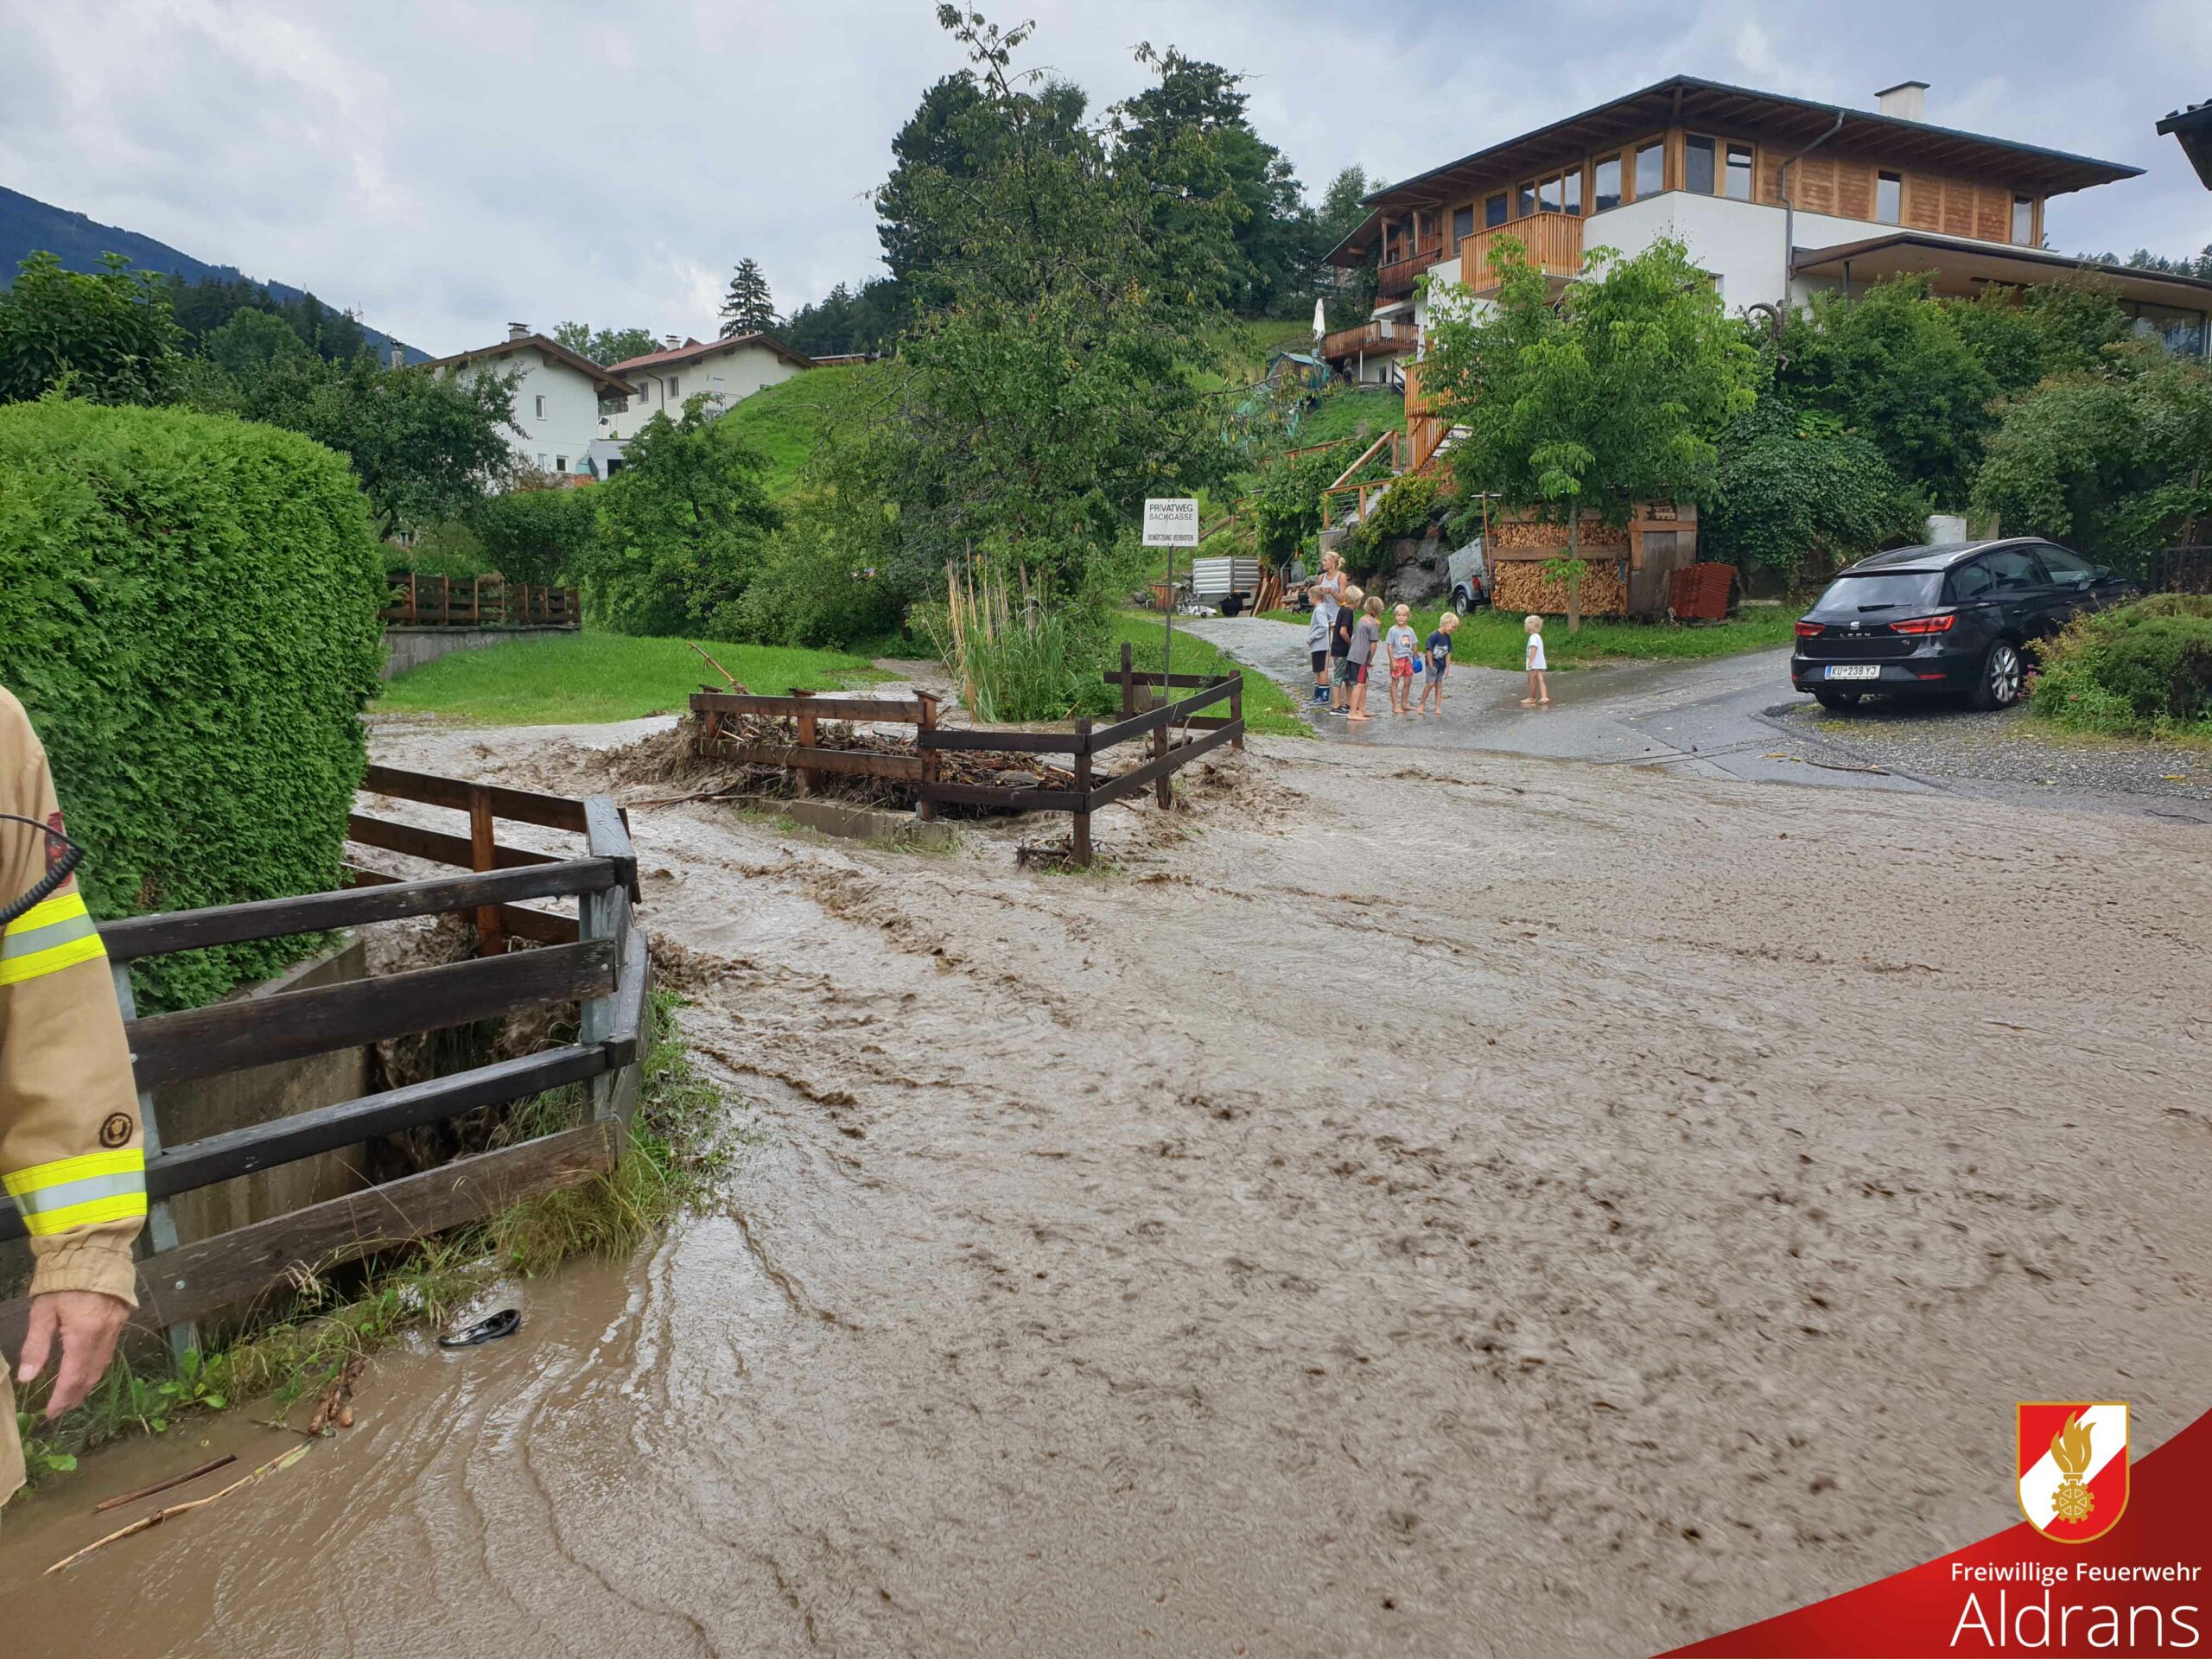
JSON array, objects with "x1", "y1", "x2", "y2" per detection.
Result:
[{"x1": 1142, "y1": 498, "x2": 1199, "y2": 714}]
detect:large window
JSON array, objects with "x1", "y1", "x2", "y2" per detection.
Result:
[
  {"x1": 1877, "y1": 171, "x2": 1903, "y2": 225},
  {"x1": 1522, "y1": 168, "x2": 1583, "y2": 217},
  {"x1": 2012, "y1": 195, "x2": 2035, "y2": 245},
  {"x1": 1685, "y1": 134, "x2": 1717, "y2": 195},
  {"x1": 1724, "y1": 143, "x2": 1754, "y2": 200},
  {"x1": 1515, "y1": 181, "x2": 1535, "y2": 218},
  {"x1": 1484, "y1": 192, "x2": 1508, "y2": 228},
  {"x1": 1635, "y1": 140, "x2": 1665, "y2": 197},
  {"x1": 1452, "y1": 204, "x2": 1474, "y2": 245},
  {"x1": 1593, "y1": 152, "x2": 1623, "y2": 213},
  {"x1": 2126, "y1": 302, "x2": 2209, "y2": 357}
]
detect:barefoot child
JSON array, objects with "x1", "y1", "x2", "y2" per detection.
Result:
[
  {"x1": 1417, "y1": 610, "x2": 1458, "y2": 715},
  {"x1": 1328, "y1": 583, "x2": 1363, "y2": 713},
  {"x1": 1384, "y1": 604, "x2": 1419, "y2": 715},
  {"x1": 1304, "y1": 584, "x2": 1335, "y2": 706},
  {"x1": 1522, "y1": 613, "x2": 1550, "y2": 706},
  {"x1": 1347, "y1": 594, "x2": 1383, "y2": 721}
]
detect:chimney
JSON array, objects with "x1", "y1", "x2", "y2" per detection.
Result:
[
  {"x1": 507, "y1": 321, "x2": 531, "y2": 341},
  {"x1": 1876, "y1": 80, "x2": 1929, "y2": 122},
  {"x1": 388, "y1": 343, "x2": 404, "y2": 369},
  {"x1": 664, "y1": 334, "x2": 682, "y2": 349}
]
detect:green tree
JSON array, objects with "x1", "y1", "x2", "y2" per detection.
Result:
[
  {"x1": 554, "y1": 321, "x2": 664, "y2": 365},
  {"x1": 0, "y1": 251, "x2": 184, "y2": 405},
  {"x1": 1706, "y1": 400, "x2": 1925, "y2": 585},
  {"x1": 782, "y1": 278, "x2": 908, "y2": 358},
  {"x1": 204, "y1": 306, "x2": 312, "y2": 390},
  {"x1": 1777, "y1": 276, "x2": 1998, "y2": 503},
  {"x1": 718, "y1": 259, "x2": 779, "y2": 337},
  {"x1": 1114, "y1": 48, "x2": 1309, "y2": 316},
  {"x1": 844, "y1": 7, "x2": 1240, "y2": 607},
  {"x1": 1313, "y1": 165, "x2": 1378, "y2": 319},
  {"x1": 245, "y1": 355, "x2": 520, "y2": 532},
  {"x1": 471, "y1": 485, "x2": 600, "y2": 584},
  {"x1": 581, "y1": 397, "x2": 781, "y2": 633},
  {"x1": 1421, "y1": 235, "x2": 1758, "y2": 632},
  {"x1": 1970, "y1": 346, "x2": 2212, "y2": 566}
]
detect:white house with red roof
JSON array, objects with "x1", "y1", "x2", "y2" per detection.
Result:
[
  {"x1": 420, "y1": 324, "x2": 639, "y2": 480},
  {"x1": 596, "y1": 331, "x2": 814, "y2": 459}
]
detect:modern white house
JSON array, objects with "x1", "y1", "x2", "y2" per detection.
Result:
[
  {"x1": 589, "y1": 332, "x2": 815, "y2": 471},
  {"x1": 421, "y1": 324, "x2": 639, "y2": 480},
  {"x1": 1322, "y1": 75, "x2": 2212, "y2": 391}
]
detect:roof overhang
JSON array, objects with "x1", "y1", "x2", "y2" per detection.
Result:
[
  {"x1": 421, "y1": 334, "x2": 638, "y2": 397},
  {"x1": 1322, "y1": 208, "x2": 1387, "y2": 270},
  {"x1": 2157, "y1": 101, "x2": 2212, "y2": 189},
  {"x1": 1793, "y1": 233, "x2": 2212, "y2": 309},
  {"x1": 1364, "y1": 75, "x2": 2141, "y2": 214},
  {"x1": 606, "y1": 331, "x2": 817, "y2": 377}
]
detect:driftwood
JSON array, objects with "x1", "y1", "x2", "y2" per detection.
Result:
[
  {"x1": 686, "y1": 642, "x2": 747, "y2": 693},
  {"x1": 92, "y1": 1453, "x2": 237, "y2": 1515},
  {"x1": 47, "y1": 1444, "x2": 310, "y2": 1575}
]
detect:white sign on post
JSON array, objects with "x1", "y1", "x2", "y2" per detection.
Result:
[{"x1": 1142, "y1": 498, "x2": 1200, "y2": 547}]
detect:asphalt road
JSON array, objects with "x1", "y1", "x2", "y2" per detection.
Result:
[{"x1": 1181, "y1": 615, "x2": 2212, "y2": 823}]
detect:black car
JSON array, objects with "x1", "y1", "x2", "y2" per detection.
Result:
[{"x1": 1790, "y1": 539, "x2": 2139, "y2": 711}]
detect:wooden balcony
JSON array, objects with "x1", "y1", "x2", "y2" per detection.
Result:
[
  {"x1": 1319, "y1": 319, "x2": 1418, "y2": 360},
  {"x1": 1452, "y1": 213, "x2": 1585, "y2": 292},
  {"x1": 1376, "y1": 245, "x2": 1445, "y2": 301}
]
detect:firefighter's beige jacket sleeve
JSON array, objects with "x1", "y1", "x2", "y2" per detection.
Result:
[{"x1": 0, "y1": 687, "x2": 145, "y2": 1504}]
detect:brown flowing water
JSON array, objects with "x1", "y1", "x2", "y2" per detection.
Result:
[{"x1": 4, "y1": 726, "x2": 2207, "y2": 1656}]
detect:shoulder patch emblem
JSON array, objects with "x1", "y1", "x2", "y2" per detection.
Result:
[{"x1": 99, "y1": 1112, "x2": 135, "y2": 1149}]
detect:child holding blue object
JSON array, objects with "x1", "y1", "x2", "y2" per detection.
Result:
[
  {"x1": 1417, "y1": 611, "x2": 1458, "y2": 715},
  {"x1": 1304, "y1": 584, "x2": 1336, "y2": 705}
]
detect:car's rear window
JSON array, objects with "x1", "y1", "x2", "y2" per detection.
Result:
[{"x1": 1811, "y1": 572, "x2": 1944, "y2": 613}]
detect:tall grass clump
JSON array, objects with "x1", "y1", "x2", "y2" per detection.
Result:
[{"x1": 925, "y1": 556, "x2": 1090, "y2": 722}]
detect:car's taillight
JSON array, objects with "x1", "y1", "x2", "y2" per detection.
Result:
[
  {"x1": 1795, "y1": 620, "x2": 1824, "y2": 638},
  {"x1": 1891, "y1": 614, "x2": 1956, "y2": 634}
]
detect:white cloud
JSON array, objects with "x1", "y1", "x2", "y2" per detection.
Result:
[{"x1": 0, "y1": 0, "x2": 2206, "y2": 353}]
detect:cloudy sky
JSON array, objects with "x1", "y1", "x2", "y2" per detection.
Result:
[{"x1": 3, "y1": 0, "x2": 2209, "y2": 353}]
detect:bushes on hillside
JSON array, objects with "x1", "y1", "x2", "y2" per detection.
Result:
[
  {"x1": 2030, "y1": 594, "x2": 2212, "y2": 736},
  {"x1": 1704, "y1": 410, "x2": 1926, "y2": 584},
  {"x1": 0, "y1": 398, "x2": 385, "y2": 1009}
]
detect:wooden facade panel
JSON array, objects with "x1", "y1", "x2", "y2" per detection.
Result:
[
  {"x1": 1835, "y1": 163, "x2": 1872, "y2": 221},
  {"x1": 1974, "y1": 185, "x2": 2010, "y2": 242},
  {"x1": 1940, "y1": 180, "x2": 1976, "y2": 238}
]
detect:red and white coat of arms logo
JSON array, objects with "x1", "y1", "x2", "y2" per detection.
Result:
[{"x1": 2017, "y1": 1401, "x2": 2129, "y2": 1543}]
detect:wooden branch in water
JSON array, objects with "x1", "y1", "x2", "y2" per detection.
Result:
[{"x1": 91, "y1": 1453, "x2": 237, "y2": 1515}]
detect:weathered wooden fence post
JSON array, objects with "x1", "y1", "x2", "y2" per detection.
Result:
[
  {"x1": 579, "y1": 797, "x2": 645, "y2": 1141},
  {"x1": 1120, "y1": 642, "x2": 1135, "y2": 719},
  {"x1": 467, "y1": 785, "x2": 503, "y2": 957},
  {"x1": 916, "y1": 691, "x2": 939, "y2": 823},
  {"x1": 1071, "y1": 717, "x2": 1093, "y2": 868},
  {"x1": 791, "y1": 688, "x2": 816, "y2": 799},
  {"x1": 1229, "y1": 677, "x2": 1244, "y2": 752}
]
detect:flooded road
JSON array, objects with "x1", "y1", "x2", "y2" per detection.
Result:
[{"x1": 5, "y1": 725, "x2": 2208, "y2": 1656}]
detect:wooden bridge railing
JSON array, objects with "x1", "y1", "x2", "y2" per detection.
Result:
[
  {"x1": 0, "y1": 785, "x2": 645, "y2": 1352},
  {"x1": 383, "y1": 574, "x2": 581, "y2": 629}
]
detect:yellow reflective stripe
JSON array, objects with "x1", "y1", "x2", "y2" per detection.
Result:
[
  {"x1": 17, "y1": 1192, "x2": 147, "y2": 1236},
  {"x1": 3, "y1": 1147, "x2": 143, "y2": 1197},
  {"x1": 1, "y1": 891, "x2": 89, "y2": 936},
  {"x1": 0, "y1": 930, "x2": 107, "y2": 986}
]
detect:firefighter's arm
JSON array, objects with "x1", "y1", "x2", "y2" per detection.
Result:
[{"x1": 0, "y1": 691, "x2": 144, "y2": 1324}]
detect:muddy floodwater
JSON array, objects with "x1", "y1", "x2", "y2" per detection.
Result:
[{"x1": 5, "y1": 725, "x2": 2208, "y2": 1656}]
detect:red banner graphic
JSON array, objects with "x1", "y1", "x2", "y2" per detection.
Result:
[{"x1": 1661, "y1": 1406, "x2": 2209, "y2": 1657}]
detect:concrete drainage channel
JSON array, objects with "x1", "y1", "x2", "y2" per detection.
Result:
[{"x1": 785, "y1": 798, "x2": 959, "y2": 851}]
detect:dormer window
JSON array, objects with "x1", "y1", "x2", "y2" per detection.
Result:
[{"x1": 2012, "y1": 195, "x2": 2035, "y2": 245}]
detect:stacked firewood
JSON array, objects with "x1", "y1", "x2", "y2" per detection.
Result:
[{"x1": 1493, "y1": 558, "x2": 1629, "y2": 617}]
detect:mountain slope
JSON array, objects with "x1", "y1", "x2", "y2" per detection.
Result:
[{"x1": 0, "y1": 184, "x2": 424, "y2": 363}]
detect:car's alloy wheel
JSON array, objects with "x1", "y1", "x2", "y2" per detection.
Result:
[
  {"x1": 1974, "y1": 641, "x2": 2023, "y2": 709},
  {"x1": 1452, "y1": 589, "x2": 1471, "y2": 616}
]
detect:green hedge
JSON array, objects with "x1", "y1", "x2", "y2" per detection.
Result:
[
  {"x1": 2030, "y1": 594, "x2": 2212, "y2": 737},
  {"x1": 0, "y1": 399, "x2": 385, "y2": 1009}
]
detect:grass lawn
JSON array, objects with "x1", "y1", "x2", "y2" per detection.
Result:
[
  {"x1": 1263, "y1": 602, "x2": 1798, "y2": 671},
  {"x1": 714, "y1": 362, "x2": 895, "y2": 499},
  {"x1": 1111, "y1": 612, "x2": 1311, "y2": 739},
  {"x1": 378, "y1": 632, "x2": 890, "y2": 725}
]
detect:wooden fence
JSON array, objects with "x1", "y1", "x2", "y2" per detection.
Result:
[
  {"x1": 688, "y1": 644, "x2": 1244, "y2": 866},
  {"x1": 0, "y1": 789, "x2": 645, "y2": 1352},
  {"x1": 347, "y1": 765, "x2": 636, "y2": 954},
  {"x1": 384, "y1": 574, "x2": 580, "y2": 629}
]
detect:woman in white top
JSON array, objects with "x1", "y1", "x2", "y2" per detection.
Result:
[{"x1": 1316, "y1": 550, "x2": 1348, "y2": 609}]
